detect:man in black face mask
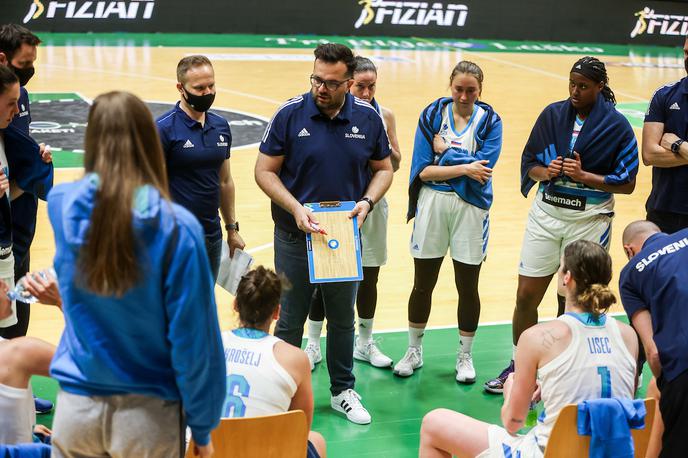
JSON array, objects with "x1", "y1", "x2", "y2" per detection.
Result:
[
  {"x1": 642, "y1": 35, "x2": 688, "y2": 233},
  {"x1": 156, "y1": 55, "x2": 245, "y2": 281}
]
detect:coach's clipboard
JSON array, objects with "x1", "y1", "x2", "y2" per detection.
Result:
[{"x1": 305, "y1": 201, "x2": 363, "y2": 283}]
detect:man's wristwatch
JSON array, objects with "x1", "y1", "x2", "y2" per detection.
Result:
[
  {"x1": 358, "y1": 197, "x2": 374, "y2": 213},
  {"x1": 225, "y1": 222, "x2": 239, "y2": 232},
  {"x1": 671, "y1": 139, "x2": 685, "y2": 154}
]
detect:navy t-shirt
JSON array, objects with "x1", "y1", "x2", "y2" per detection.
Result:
[
  {"x1": 619, "y1": 229, "x2": 688, "y2": 382},
  {"x1": 157, "y1": 102, "x2": 231, "y2": 242},
  {"x1": 644, "y1": 77, "x2": 688, "y2": 214},
  {"x1": 260, "y1": 92, "x2": 390, "y2": 233}
]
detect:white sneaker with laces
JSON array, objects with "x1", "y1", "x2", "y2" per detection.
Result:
[
  {"x1": 304, "y1": 343, "x2": 322, "y2": 372},
  {"x1": 393, "y1": 346, "x2": 423, "y2": 377},
  {"x1": 331, "y1": 389, "x2": 371, "y2": 424},
  {"x1": 354, "y1": 338, "x2": 393, "y2": 368},
  {"x1": 456, "y1": 351, "x2": 476, "y2": 384}
]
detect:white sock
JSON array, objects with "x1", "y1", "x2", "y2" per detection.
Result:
[
  {"x1": 358, "y1": 318, "x2": 374, "y2": 343},
  {"x1": 512, "y1": 344, "x2": 518, "y2": 361},
  {"x1": 308, "y1": 320, "x2": 324, "y2": 346},
  {"x1": 409, "y1": 326, "x2": 426, "y2": 347},
  {"x1": 459, "y1": 334, "x2": 474, "y2": 354}
]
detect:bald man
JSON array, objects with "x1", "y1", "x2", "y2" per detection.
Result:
[{"x1": 619, "y1": 220, "x2": 688, "y2": 457}]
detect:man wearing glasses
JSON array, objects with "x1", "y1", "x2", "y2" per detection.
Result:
[{"x1": 255, "y1": 43, "x2": 393, "y2": 425}]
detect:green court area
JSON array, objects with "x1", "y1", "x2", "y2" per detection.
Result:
[
  {"x1": 34, "y1": 32, "x2": 683, "y2": 58},
  {"x1": 33, "y1": 320, "x2": 651, "y2": 457}
]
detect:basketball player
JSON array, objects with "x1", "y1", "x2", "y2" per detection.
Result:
[
  {"x1": 485, "y1": 57, "x2": 639, "y2": 393},
  {"x1": 222, "y1": 266, "x2": 326, "y2": 458},
  {"x1": 420, "y1": 240, "x2": 638, "y2": 457},
  {"x1": 306, "y1": 56, "x2": 402, "y2": 370},
  {"x1": 394, "y1": 61, "x2": 503, "y2": 383}
]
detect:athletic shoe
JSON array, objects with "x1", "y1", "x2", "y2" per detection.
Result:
[
  {"x1": 354, "y1": 338, "x2": 393, "y2": 368},
  {"x1": 304, "y1": 343, "x2": 322, "y2": 372},
  {"x1": 331, "y1": 389, "x2": 371, "y2": 425},
  {"x1": 456, "y1": 352, "x2": 476, "y2": 384},
  {"x1": 393, "y1": 346, "x2": 423, "y2": 377},
  {"x1": 483, "y1": 360, "x2": 515, "y2": 394},
  {"x1": 34, "y1": 396, "x2": 53, "y2": 414}
]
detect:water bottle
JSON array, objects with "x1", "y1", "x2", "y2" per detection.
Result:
[
  {"x1": 525, "y1": 401, "x2": 538, "y2": 428},
  {"x1": 8, "y1": 268, "x2": 57, "y2": 304}
]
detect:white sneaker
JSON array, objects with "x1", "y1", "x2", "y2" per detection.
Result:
[
  {"x1": 456, "y1": 351, "x2": 476, "y2": 384},
  {"x1": 331, "y1": 389, "x2": 371, "y2": 424},
  {"x1": 304, "y1": 343, "x2": 322, "y2": 372},
  {"x1": 354, "y1": 338, "x2": 393, "y2": 368},
  {"x1": 393, "y1": 346, "x2": 423, "y2": 377}
]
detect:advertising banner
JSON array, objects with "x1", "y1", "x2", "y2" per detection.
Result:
[{"x1": 4, "y1": 0, "x2": 688, "y2": 47}]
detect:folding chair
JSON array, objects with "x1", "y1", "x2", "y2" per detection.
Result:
[
  {"x1": 185, "y1": 410, "x2": 309, "y2": 458},
  {"x1": 543, "y1": 398, "x2": 656, "y2": 458}
]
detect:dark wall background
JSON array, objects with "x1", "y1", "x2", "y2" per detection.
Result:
[{"x1": 5, "y1": 0, "x2": 688, "y2": 46}]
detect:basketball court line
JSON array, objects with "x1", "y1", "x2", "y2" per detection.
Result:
[
  {"x1": 42, "y1": 63, "x2": 285, "y2": 105},
  {"x1": 465, "y1": 51, "x2": 647, "y2": 102}
]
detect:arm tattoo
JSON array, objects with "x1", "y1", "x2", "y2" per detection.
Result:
[{"x1": 541, "y1": 329, "x2": 560, "y2": 350}]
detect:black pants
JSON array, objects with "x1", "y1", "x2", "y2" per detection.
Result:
[
  {"x1": 659, "y1": 369, "x2": 688, "y2": 457},
  {"x1": 646, "y1": 209, "x2": 688, "y2": 234}
]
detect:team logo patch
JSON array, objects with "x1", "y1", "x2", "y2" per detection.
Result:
[
  {"x1": 345, "y1": 125, "x2": 366, "y2": 139},
  {"x1": 26, "y1": 92, "x2": 268, "y2": 168}
]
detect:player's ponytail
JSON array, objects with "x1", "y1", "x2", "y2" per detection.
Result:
[
  {"x1": 562, "y1": 240, "x2": 615, "y2": 320},
  {"x1": 576, "y1": 283, "x2": 616, "y2": 320},
  {"x1": 235, "y1": 266, "x2": 290, "y2": 329}
]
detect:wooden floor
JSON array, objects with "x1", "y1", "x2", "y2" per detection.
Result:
[{"x1": 24, "y1": 43, "x2": 682, "y2": 345}]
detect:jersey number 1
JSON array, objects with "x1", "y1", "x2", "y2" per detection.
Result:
[{"x1": 597, "y1": 366, "x2": 611, "y2": 398}]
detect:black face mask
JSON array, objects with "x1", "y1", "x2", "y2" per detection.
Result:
[
  {"x1": 11, "y1": 65, "x2": 34, "y2": 87},
  {"x1": 182, "y1": 88, "x2": 215, "y2": 113}
]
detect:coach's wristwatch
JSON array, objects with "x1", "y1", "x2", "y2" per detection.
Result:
[
  {"x1": 671, "y1": 139, "x2": 684, "y2": 154},
  {"x1": 225, "y1": 222, "x2": 240, "y2": 232},
  {"x1": 358, "y1": 196, "x2": 375, "y2": 213}
]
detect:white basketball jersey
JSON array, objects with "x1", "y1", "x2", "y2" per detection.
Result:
[
  {"x1": 532, "y1": 314, "x2": 636, "y2": 448},
  {"x1": 0, "y1": 382, "x2": 35, "y2": 444},
  {"x1": 437, "y1": 103, "x2": 486, "y2": 159},
  {"x1": 428, "y1": 103, "x2": 486, "y2": 189},
  {"x1": 221, "y1": 330, "x2": 297, "y2": 419}
]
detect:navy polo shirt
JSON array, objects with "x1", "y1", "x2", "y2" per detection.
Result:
[
  {"x1": 645, "y1": 77, "x2": 688, "y2": 214},
  {"x1": 9, "y1": 87, "x2": 37, "y2": 268},
  {"x1": 260, "y1": 92, "x2": 390, "y2": 233},
  {"x1": 619, "y1": 228, "x2": 688, "y2": 382},
  {"x1": 157, "y1": 102, "x2": 231, "y2": 242}
]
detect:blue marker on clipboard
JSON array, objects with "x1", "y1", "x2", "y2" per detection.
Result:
[{"x1": 305, "y1": 201, "x2": 363, "y2": 284}]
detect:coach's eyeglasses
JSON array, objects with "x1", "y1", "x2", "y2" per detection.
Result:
[{"x1": 310, "y1": 74, "x2": 350, "y2": 91}]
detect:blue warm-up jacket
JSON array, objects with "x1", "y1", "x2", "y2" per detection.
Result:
[{"x1": 48, "y1": 174, "x2": 225, "y2": 446}]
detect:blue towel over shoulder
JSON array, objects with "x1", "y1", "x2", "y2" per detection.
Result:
[
  {"x1": 577, "y1": 398, "x2": 646, "y2": 458},
  {"x1": 407, "y1": 97, "x2": 502, "y2": 221},
  {"x1": 520, "y1": 95, "x2": 638, "y2": 197}
]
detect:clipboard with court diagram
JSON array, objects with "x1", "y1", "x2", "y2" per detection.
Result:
[{"x1": 305, "y1": 201, "x2": 363, "y2": 283}]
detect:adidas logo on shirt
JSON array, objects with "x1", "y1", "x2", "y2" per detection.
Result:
[
  {"x1": 670, "y1": 102, "x2": 681, "y2": 110},
  {"x1": 183, "y1": 139, "x2": 194, "y2": 148},
  {"x1": 298, "y1": 128, "x2": 310, "y2": 137}
]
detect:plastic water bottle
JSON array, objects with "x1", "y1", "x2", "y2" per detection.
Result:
[
  {"x1": 8, "y1": 268, "x2": 57, "y2": 304},
  {"x1": 525, "y1": 401, "x2": 538, "y2": 428}
]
